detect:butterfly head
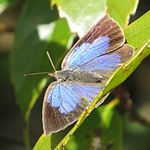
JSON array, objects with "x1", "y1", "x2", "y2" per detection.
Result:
[
  {"x1": 49, "y1": 70, "x2": 76, "y2": 82},
  {"x1": 49, "y1": 70, "x2": 70, "y2": 81}
]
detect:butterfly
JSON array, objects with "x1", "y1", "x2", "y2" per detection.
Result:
[{"x1": 42, "y1": 14, "x2": 133, "y2": 135}]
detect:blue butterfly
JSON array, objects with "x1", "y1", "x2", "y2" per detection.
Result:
[{"x1": 42, "y1": 15, "x2": 133, "y2": 135}]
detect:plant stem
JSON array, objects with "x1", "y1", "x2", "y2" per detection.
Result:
[{"x1": 24, "y1": 118, "x2": 31, "y2": 150}]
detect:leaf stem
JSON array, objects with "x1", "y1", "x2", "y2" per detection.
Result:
[{"x1": 24, "y1": 118, "x2": 31, "y2": 150}]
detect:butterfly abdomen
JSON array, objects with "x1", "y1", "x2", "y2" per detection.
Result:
[{"x1": 55, "y1": 70, "x2": 102, "y2": 83}]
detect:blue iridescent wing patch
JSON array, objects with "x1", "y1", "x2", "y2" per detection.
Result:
[
  {"x1": 63, "y1": 36, "x2": 111, "y2": 69},
  {"x1": 43, "y1": 81, "x2": 103, "y2": 134}
]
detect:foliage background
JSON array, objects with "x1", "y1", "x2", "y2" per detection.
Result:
[{"x1": 0, "y1": 0, "x2": 150, "y2": 150}]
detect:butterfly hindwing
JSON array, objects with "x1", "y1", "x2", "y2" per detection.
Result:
[
  {"x1": 76, "y1": 44, "x2": 133, "y2": 79},
  {"x1": 43, "y1": 81, "x2": 103, "y2": 134}
]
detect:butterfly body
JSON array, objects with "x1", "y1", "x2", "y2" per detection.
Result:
[
  {"x1": 52, "y1": 70, "x2": 103, "y2": 83},
  {"x1": 42, "y1": 15, "x2": 134, "y2": 135}
]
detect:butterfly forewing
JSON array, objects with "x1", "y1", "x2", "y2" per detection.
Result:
[{"x1": 62, "y1": 15, "x2": 125, "y2": 70}]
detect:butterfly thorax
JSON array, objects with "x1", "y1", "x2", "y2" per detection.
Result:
[{"x1": 54, "y1": 70, "x2": 102, "y2": 83}]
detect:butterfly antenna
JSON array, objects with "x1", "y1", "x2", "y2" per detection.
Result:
[
  {"x1": 23, "y1": 72, "x2": 49, "y2": 76},
  {"x1": 46, "y1": 51, "x2": 56, "y2": 71}
]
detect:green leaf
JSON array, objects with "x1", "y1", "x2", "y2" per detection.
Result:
[
  {"x1": 65, "y1": 99, "x2": 123, "y2": 150},
  {"x1": 101, "y1": 110, "x2": 123, "y2": 150},
  {"x1": 52, "y1": 0, "x2": 138, "y2": 36},
  {"x1": 125, "y1": 11, "x2": 150, "y2": 48},
  {"x1": 99, "y1": 100, "x2": 123, "y2": 150},
  {"x1": 0, "y1": 0, "x2": 18, "y2": 6},
  {"x1": 107, "y1": 0, "x2": 139, "y2": 28},
  {"x1": 11, "y1": 0, "x2": 71, "y2": 120},
  {"x1": 33, "y1": 134, "x2": 51, "y2": 150},
  {"x1": 0, "y1": 0, "x2": 17, "y2": 12},
  {"x1": 63, "y1": 109, "x2": 104, "y2": 150},
  {"x1": 52, "y1": 0, "x2": 106, "y2": 37},
  {"x1": 54, "y1": 11, "x2": 150, "y2": 149},
  {"x1": 105, "y1": 11, "x2": 150, "y2": 93}
]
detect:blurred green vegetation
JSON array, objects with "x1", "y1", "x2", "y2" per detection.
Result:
[{"x1": 0, "y1": 0, "x2": 150, "y2": 150}]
